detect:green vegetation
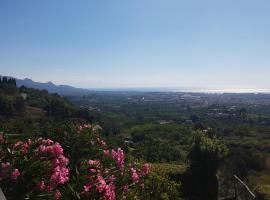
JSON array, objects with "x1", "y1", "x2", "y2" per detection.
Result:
[
  {"x1": 126, "y1": 123, "x2": 191, "y2": 163},
  {"x1": 182, "y1": 132, "x2": 228, "y2": 200},
  {"x1": 0, "y1": 78, "x2": 95, "y2": 138},
  {"x1": 1, "y1": 78, "x2": 270, "y2": 199},
  {"x1": 69, "y1": 91, "x2": 270, "y2": 199}
]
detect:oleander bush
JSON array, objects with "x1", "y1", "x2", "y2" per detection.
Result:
[{"x1": 0, "y1": 124, "x2": 150, "y2": 200}]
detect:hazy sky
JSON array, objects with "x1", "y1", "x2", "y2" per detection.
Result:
[{"x1": 0, "y1": 0, "x2": 270, "y2": 89}]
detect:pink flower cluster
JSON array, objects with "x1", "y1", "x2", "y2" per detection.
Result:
[
  {"x1": 130, "y1": 167, "x2": 140, "y2": 183},
  {"x1": 13, "y1": 139, "x2": 32, "y2": 154},
  {"x1": 7, "y1": 137, "x2": 69, "y2": 199},
  {"x1": 82, "y1": 147, "x2": 150, "y2": 200},
  {"x1": 77, "y1": 124, "x2": 92, "y2": 133},
  {"x1": 111, "y1": 148, "x2": 125, "y2": 169},
  {"x1": 11, "y1": 168, "x2": 20, "y2": 180},
  {"x1": 37, "y1": 139, "x2": 69, "y2": 194},
  {"x1": 96, "y1": 175, "x2": 116, "y2": 200},
  {"x1": 0, "y1": 162, "x2": 21, "y2": 181},
  {"x1": 79, "y1": 124, "x2": 151, "y2": 200},
  {"x1": 37, "y1": 180, "x2": 46, "y2": 191},
  {"x1": 141, "y1": 163, "x2": 151, "y2": 176},
  {"x1": 37, "y1": 142, "x2": 64, "y2": 157},
  {"x1": 1, "y1": 162, "x2": 11, "y2": 171},
  {"x1": 97, "y1": 138, "x2": 106, "y2": 146},
  {"x1": 77, "y1": 124, "x2": 103, "y2": 134},
  {"x1": 130, "y1": 163, "x2": 150, "y2": 183},
  {"x1": 0, "y1": 126, "x2": 151, "y2": 200},
  {"x1": 82, "y1": 148, "x2": 121, "y2": 200},
  {"x1": 83, "y1": 171, "x2": 116, "y2": 200},
  {"x1": 54, "y1": 189, "x2": 62, "y2": 200}
]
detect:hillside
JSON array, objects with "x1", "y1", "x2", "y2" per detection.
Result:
[
  {"x1": 1, "y1": 77, "x2": 270, "y2": 200},
  {"x1": 0, "y1": 77, "x2": 95, "y2": 136},
  {"x1": 15, "y1": 77, "x2": 92, "y2": 96},
  {"x1": 0, "y1": 78, "x2": 183, "y2": 200}
]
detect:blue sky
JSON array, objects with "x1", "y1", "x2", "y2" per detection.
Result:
[{"x1": 0, "y1": 0, "x2": 270, "y2": 89}]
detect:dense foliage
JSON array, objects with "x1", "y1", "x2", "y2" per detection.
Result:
[
  {"x1": 69, "y1": 91, "x2": 270, "y2": 199},
  {"x1": 0, "y1": 125, "x2": 151, "y2": 200},
  {"x1": 182, "y1": 132, "x2": 228, "y2": 200},
  {"x1": 1, "y1": 78, "x2": 270, "y2": 199}
]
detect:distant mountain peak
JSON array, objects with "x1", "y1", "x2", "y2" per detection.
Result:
[
  {"x1": 14, "y1": 77, "x2": 91, "y2": 96},
  {"x1": 46, "y1": 81, "x2": 55, "y2": 85}
]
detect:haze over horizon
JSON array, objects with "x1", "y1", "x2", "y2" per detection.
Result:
[{"x1": 1, "y1": 0, "x2": 270, "y2": 90}]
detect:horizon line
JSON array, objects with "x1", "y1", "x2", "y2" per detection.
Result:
[{"x1": 3, "y1": 75, "x2": 270, "y2": 94}]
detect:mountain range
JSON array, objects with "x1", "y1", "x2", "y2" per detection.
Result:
[{"x1": 15, "y1": 78, "x2": 91, "y2": 96}]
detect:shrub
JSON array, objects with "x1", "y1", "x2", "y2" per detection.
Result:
[
  {"x1": 0, "y1": 125, "x2": 150, "y2": 200},
  {"x1": 182, "y1": 131, "x2": 228, "y2": 200}
]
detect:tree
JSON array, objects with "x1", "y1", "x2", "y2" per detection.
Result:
[
  {"x1": 234, "y1": 124, "x2": 251, "y2": 138},
  {"x1": 14, "y1": 96, "x2": 25, "y2": 112},
  {"x1": 0, "y1": 95, "x2": 15, "y2": 116},
  {"x1": 189, "y1": 114, "x2": 200, "y2": 123},
  {"x1": 182, "y1": 132, "x2": 228, "y2": 200}
]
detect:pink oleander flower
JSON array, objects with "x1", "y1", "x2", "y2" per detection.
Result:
[
  {"x1": 37, "y1": 181, "x2": 46, "y2": 191},
  {"x1": 1, "y1": 162, "x2": 11, "y2": 170},
  {"x1": 83, "y1": 184, "x2": 92, "y2": 192},
  {"x1": 52, "y1": 155, "x2": 69, "y2": 167},
  {"x1": 77, "y1": 124, "x2": 92, "y2": 133},
  {"x1": 108, "y1": 175, "x2": 115, "y2": 183},
  {"x1": 54, "y1": 189, "x2": 62, "y2": 200},
  {"x1": 123, "y1": 185, "x2": 129, "y2": 193},
  {"x1": 103, "y1": 150, "x2": 110, "y2": 157},
  {"x1": 130, "y1": 168, "x2": 139, "y2": 183},
  {"x1": 140, "y1": 183, "x2": 145, "y2": 189},
  {"x1": 11, "y1": 168, "x2": 20, "y2": 180},
  {"x1": 88, "y1": 159, "x2": 100, "y2": 166},
  {"x1": 141, "y1": 163, "x2": 151, "y2": 176},
  {"x1": 89, "y1": 168, "x2": 97, "y2": 173},
  {"x1": 83, "y1": 124, "x2": 92, "y2": 129},
  {"x1": 21, "y1": 142, "x2": 30, "y2": 154},
  {"x1": 47, "y1": 184, "x2": 54, "y2": 192},
  {"x1": 52, "y1": 143, "x2": 63, "y2": 156},
  {"x1": 36, "y1": 141, "x2": 69, "y2": 188},
  {"x1": 104, "y1": 184, "x2": 115, "y2": 200},
  {"x1": 96, "y1": 175, "x2": 107, "y2": 193},
  {"x1": 27, "y1": 139, "x2": 32, "y2": 145},
  {"x1": 41, "y1": 139, "x2": 54, "y2": 146},
  {"x1": 37, "y1": 145, "x2": 47, "y2": 154},
  {"x1": 78, "y1": 125, "x2": 83, "y2": 132},
  {"x1": 111, "y1": 148, "x2": 125, "y2": 169},
  {"x1": 100, "y1": 140, "x2": 106, "y2": 146},
  {"x1": 39, "y1": 143, "x2": 63, "y2": 156},
  {"x1": 50, "y1": 166, "x2": 69, "y2": 185}
]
